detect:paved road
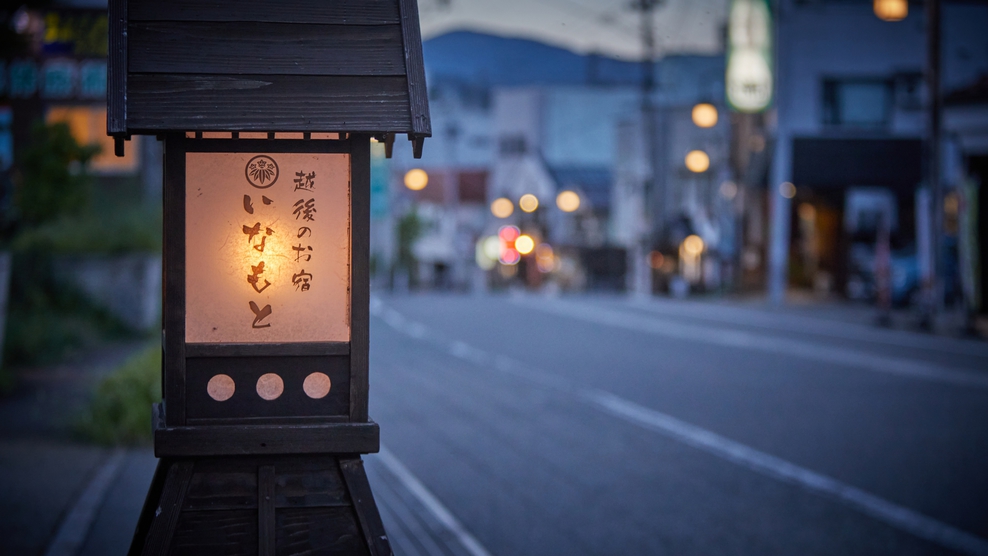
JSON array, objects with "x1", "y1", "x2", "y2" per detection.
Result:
[{"x1": 369, "y1": 293, "x2": 988, "y2": 556}]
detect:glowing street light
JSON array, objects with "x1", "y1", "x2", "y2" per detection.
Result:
[
  {"x1": 491, "y1": 197, "x2": 514, "y2": 218},
  {"x1": 682, "y1": 234, "x2": 705, "y2": 256},
  {"x1": 403, "y1": 168, "x2": 428, "y2": 190},
  {"x1": 685, "y1": 150, "x2": 710, "y2": 173},
  {"x1": 519, "y1": 193, "x2": 539, "y2": 213},
  {"x1": 692, "y1": 103, "x2": 718, "y2": 128},
  {"x1": 556, "y1": 190, "x2": 580, "y2": 212},
  {"x1": 515, "y1": 234, "x2": 535, "y2": 255},
  {"x1": 874, "y1": 0, "x2": 907, "y2": 21}
]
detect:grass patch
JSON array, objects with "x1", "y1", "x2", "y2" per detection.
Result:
[{"x1": 78, "y1": 344, "x2": 161, "y2": 445}]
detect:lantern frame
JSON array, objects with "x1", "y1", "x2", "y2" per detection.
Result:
[{"x1": 154, "y1": 133, "x2": 377, "y2": 457}]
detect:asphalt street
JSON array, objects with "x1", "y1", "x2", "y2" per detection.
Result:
[{"x1": 368, "y1": 293, "x2": 988, "y2": 556}]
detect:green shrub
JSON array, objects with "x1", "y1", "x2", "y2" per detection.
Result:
[
  {"x1": 2, "y1": 251, "x2": 133, "y2": 367},
  {"x1": 78, "y1": 344, "x2": 161, "y2": 445},
  {"x1": 12, "y1": 202, "x2": 162, "y2": 254}
]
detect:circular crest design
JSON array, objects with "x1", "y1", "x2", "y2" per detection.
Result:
[{"x1": 245, "y1": 155, "x2": 279, "y2": 188}]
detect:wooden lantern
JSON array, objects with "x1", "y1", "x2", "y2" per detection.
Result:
[{"x1": 108, "y1": 1, "x2": 430, "y2": 554}]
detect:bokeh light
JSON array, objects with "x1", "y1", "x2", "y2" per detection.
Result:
[
  {"x1": 685, "y1": 150, "x2": 710, "y2": 173},
  {"x1": 491, "y1": 197, "x2": 514, "y2": 218},
  {"x1": 683, "y1": 235, "x2": 704, "y2": 256},
  {"x1": 874, "y1": 0, "x2": 907, "y2": 21},
  {"x1": 780, "y1": 182, "x2": 796, "y2": 199},
  {"x1": 720, "y1": 181, "x2": 738, "y2": 200},
  {"x1": 649, "y1": 251, "x2": 665, "y2": 269},
  {"x1": 515, "y1": 234, "x2": 535, "y2": 255},
  {"x1": 519, "y1": 193, "x2": 539, "y2": 213},
  {"x1": 692, "y1": 103, "x2": 718, "y2": 128},
  {"x1": 535, "y1": 244, "x2": 555, "y2": 273},
  {"x1": 556, "y1": 190, "x2": 581, "y2": 212},
  {"x1": 404, "y1": 168, "x2": 428, "y2": 191},
  {"x1": 798, "y1": 203, "x2": 816, "y2": 221}
]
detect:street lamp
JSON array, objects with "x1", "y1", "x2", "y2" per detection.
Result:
[
  {"x1": 515, "y1": 234, "x2": 535, "y2": 255},
  {"x1": 556, "y1": 190, "x2": 581, "y2": 212},
  {"x1": 519, "y1": 193, "x2": 539, "y2": 213},
  {"x1": 106, "y1": 0, "x2": 432, "y2": 551},
  {"x1": 874, "y1": 0, "x2": 907, "y2": 21},
  {"x1": 685, "y1": 150, "x2": 710, "y2": 173},
  {"x1": 491, "y1": 197, "x2": 514, "y2": 218},
  {"x1": 404, "y1": 168, "x2": 428, "y2": 190},
  {"x1": 692, "y1": 103, "x2": 718, "y2": 128}
]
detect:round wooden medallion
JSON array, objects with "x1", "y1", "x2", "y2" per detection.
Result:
[
  {"x1": 303, "y1": 372, "x2": 332, "y2": 399},
  {"x1": 256, "y1": 373, "x2": 284, "y2": 401},
  {"x1": 206, "y1": 374, "x2": 235, "y2": 402}
]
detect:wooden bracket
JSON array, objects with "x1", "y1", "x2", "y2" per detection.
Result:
[
  {"x1": 383, "y1": 133, "x2": 395, "y2": 159},
  {"x1": 114, "y1": 137, "x2": 125, "y2": 157},
  {"x1": 411, "y1": 134, "x2": 424, "y2": 159}
]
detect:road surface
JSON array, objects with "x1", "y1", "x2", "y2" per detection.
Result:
[{"x1": 367, "y1": 293, "x2": 988, "y2": 556}]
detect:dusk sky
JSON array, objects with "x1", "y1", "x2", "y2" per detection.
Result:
[{"x1": 417, "y1": 0, "x2": 730, "y2": 60}]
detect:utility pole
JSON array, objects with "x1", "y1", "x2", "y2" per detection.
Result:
[
  {"x1": 921, "y1": 0, "x2": 942, "y2": 329},
  {"x1": 630, "y1": 0, "x2": 661, "y2": 296}
]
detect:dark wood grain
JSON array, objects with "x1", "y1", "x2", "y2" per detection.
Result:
[
  {"x1": 107, "y1": 0, "x2": 127, "y2": 135},
  {"x1": 259, "y1": 465, "x2": 276, "y2": 556},
  {"x1": 129, "y1": 0, "x2": 400, "y2": 25},
  {"x1": 127, "y1": 459, "x2": 169, "y2": 556},
  {"x1": 340, "y1": 458, "x2": 393, "y2": 556},
  {"x1": 163, "y1": 136, "x2": 187, "y2": 426},
  {"x1": 143, "y1": 461, "x2": 194, "y2": 556},
  {"x1": 183, "y1": 460, "x2": 258, "y2": 511},
  {"x1": 275, "y1": 460, "x2": 350, "y2": 508},
  {"x1": 349, "y1": 137, "x2": 371, "y2": 423},
  {"x1": 154, "y1": 422, "x2": 380, "y2": 457},
  {"x1": 130, "y1": 22, "x2": 405, "y2": 76},
  {"x1": 398, "y1": 0, "x2": 431, "y2": 137},
  {"x1": 185, "y1": 342, "x2": 349, "y2": 358},
  {"x1": 180, "y1": 138, "x2": 350, "y2": 154},
  {"x1": 169, "y1": 510, "x2": 257, "y2": 556},
  {"x1": 128, "y1": 75, "x2": 411, "y2": 133},
  {"x1": 276, "y1": 507, "x2": 367, "y2": 555}
]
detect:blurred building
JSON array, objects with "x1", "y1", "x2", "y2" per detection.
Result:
[
  {"x1": 768, "y1": 0, "x2": 988, "y2": 312},
  {"x1": 1, "y1": 2, "x2": 155, "y2": 196},
  {"x1": 611, "y1": 56, "x2": 732, "y2": 294},
  {"x1": 382, "y1": 31, "x2": 733, "y2": 292}
]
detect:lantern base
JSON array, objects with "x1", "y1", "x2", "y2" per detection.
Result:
[{"x1": 128, "y1": 455, "x2": 392, "y2": 556}]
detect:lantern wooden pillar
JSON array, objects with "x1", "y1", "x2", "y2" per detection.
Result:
[{"x1": 108, "y1": 1, "x2": 430, "y2": 554}]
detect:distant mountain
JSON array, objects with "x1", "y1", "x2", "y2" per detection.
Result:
[{"x1": 422, "y1": 31, "x2": 648, "y2": 87}]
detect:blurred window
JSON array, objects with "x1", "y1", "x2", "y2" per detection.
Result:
[
  {"x1": 499, "y1": 135, "x2": 527, "y2": 155},
  {"x1": 46, "y1": 105, "x2": 139, "y2": 174},
  {"x1": 822, "y1": 79, "x2": 892, "y2": 128},
  {"x1": 457, "y1": 170, "x2": 487, "y2": 204}
]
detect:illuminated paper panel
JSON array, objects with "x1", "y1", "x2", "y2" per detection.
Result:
[{"x1": 185, "y1": 152, "x2": 350, "y2": 343}]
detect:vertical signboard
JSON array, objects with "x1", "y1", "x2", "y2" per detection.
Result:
[
  {"x1": 185, "y1": 152, "x2": 351, "y2": 343},
  {"x1": 726, "y1": 0, "x2": 774, "y2": 113}
]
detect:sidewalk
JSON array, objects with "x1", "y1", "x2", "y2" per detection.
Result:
[
  {"x1": 0, "y1": 341, "x2": 150, "y2": 556},
  {"x1": 0, "y1": 340, "x2": 483, "y2": 556},
  {"x1": 687, "y1": 289, "x2": 985, "y2": 341}
]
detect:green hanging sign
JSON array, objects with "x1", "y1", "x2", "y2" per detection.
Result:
[{"x1": 726, "y1": 0, "x2": 774, "y2": 113}]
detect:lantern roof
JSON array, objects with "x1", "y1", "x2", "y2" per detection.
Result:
[{"x1": 107, "y1": 0, "x2": 431, "y2": 154}]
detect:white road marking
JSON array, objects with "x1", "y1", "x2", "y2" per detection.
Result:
[
  {"x1": 376, "y1": 446, "x2": 494, "y2": 556},
  {"x1": 374, "y1": 303, "x2": 988, "y2": 556},
  {"x1": 524, "y1": 299, "x2": 988, "y2": 389},
  {"x1": 587, "y1": 390, "x2": 988, "y2": 556},
  {"x1": 44, "y1": 449, "x2": 125, "y2": 556}
]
